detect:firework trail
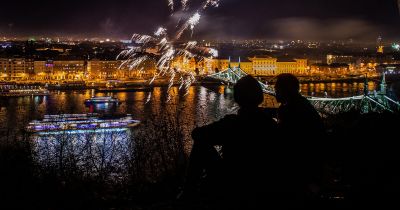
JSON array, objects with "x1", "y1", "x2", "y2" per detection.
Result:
[
  {"x1": 119, "y1": 0, "x2": 221, "y2": 97},
  {"x1": 181, "y1": 0, "x2": 189, "y2": 10},
  {"x1": 176, "y1": 12, "x2": 201, "y2": 39},
  {"x1": 145, "y1": 92, "x2": 152, "y2": 104},
  {"x1": 168, "y1": 0, "x2": 174, "y2": 11}
]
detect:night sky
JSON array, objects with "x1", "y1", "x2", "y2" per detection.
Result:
[{"x1": 1, "y1": 0, "x2": 399, "y2": 40}]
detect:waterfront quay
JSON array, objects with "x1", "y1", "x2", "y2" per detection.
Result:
[{"x1": 2, "y1": 73, "x2": 394, "y2": 90}]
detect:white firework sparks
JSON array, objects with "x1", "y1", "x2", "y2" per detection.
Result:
[
  {"x1": 119, "y1": 0, "x2": 221, "y2": 98},
  {"x1": 185, "y1": 41, "x2": 197, "y2": 49},
  {"x1": 188, "y1": 12, "x2": 201, "y2": 31},
  {"x1": 181, "y1": 0, "x2": 189, "y2": 10},
  {"x1": 176, "y1": 12, "x2": 201, "y2": 39},
  {"x1": 154, "y1": 27, "x2": 167, "y2": 37},
  {"x1": 203, "y1": 0, "x2": 220, "y2": 9},
  {"x1": 168, "y1": 0, "x2": 174, "y2": 11},
  {"x1": 209, "y1": 48, "x2": 218, "y2": 57}
]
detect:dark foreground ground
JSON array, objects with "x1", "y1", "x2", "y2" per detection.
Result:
[{"x1": 1, "y1": 111, "x2": 400, "y2": 209}]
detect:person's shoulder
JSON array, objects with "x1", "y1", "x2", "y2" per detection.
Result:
[
  {"x1": 221, "y1": 114, "x2": 239, "y2": 122},
  {"x1": 295, "y1": 96, "x2": 317, "y2": 111}
]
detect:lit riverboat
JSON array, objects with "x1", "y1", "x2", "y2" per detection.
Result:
[
  {"x1": 0, "y1": 85, "x2": 49, "y2": 97},
  {"x1": 26, "y1": 113, "x2": 140, "y2": 133},
  {"x1": 84, "y1": 96, "x2": 119, "y2": 104}
]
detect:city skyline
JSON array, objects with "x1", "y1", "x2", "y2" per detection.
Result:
[{"x1": 1, "y1": 0, "x2": 400, "y2": 40}]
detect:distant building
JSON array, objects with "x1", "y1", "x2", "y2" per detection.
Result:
[
  {"x1": 172, "y1": 57, "x2": 197, "y2": 72},
  {"x1": 230, "y1": 58, "x2": 253, "y2": 75},
  {"x1": 171, "y1": 55, "x2": 308, "y2": 76},
  {"x1": 34, "y1": 60, "x2": 54, "y2": 80},
  {"x1": 249, "y1": 56, "x2": 277, "y2": 76},
  {"x1": 52, "y1": 60, "x2": 86, "y2": 80},
  {"x1": 376, "y1": 64, "x2": 400, "y2": 75},
  {"x1": 377, "y1": 36, "x2": 384, "y2": 54},
  {"x1": 0, "y1": 58, "x2": 34, "y2": 81},
  {"x1": 276, "y1": 57, "x2": 307, "y2": 75},
  {"x1": 327, "y1": 54, "x2": 354, "y2": 65},
  {"x1": 311, "y1": 63, "x2": 350, "y2": 75},
  {"x1": 88, "y1": 60, "x2": 121, "y2": 80},
  {"x1": 249, "y1": 56, "x2": 308, "y2": 76}
]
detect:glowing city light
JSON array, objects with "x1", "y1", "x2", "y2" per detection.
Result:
[{"x1": 392, "y1": 43, "x2": 400, "y2": 51}]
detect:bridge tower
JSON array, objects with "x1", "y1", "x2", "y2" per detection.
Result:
[
  {"x1": 380, "y1": 72, "x2": 387, "y2": 94},
  {"x1": 364, "y1": 74, "x2": 369, "y2": 96}
]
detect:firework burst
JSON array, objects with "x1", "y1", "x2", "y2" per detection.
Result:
[{"x1": 119, "y1": 0, "x2": 221, "y2": 96}]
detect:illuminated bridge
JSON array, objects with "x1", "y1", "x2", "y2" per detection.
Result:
[{"x1": 206, "y1": 65, "x2": 400, "y2": 115}]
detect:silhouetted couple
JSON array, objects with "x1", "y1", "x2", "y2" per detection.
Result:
[{"x1": 181, "y1": 74, "x2": 326, "y2": 209}]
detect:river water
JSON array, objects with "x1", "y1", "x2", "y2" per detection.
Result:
[{"x1": 0, "y1": 81, "x2": 378, "y2": 181}]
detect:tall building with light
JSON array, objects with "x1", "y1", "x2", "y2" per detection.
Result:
[{"x1": 377, "y1": 36, "x2": 384, "y2": 54}]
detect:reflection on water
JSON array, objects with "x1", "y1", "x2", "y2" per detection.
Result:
[
  {"x1": 31, "y1": 128, "x2": 132, "y2": 178},
  {"x1": 301, "y1": 81, "x2": 377, "y2": 97},
  {"x1": 0, "y1": 82, "x2": 381, "y2": 181},
  {"x1": 0, "y1": 86, "x2": 240, "y2": 181}
]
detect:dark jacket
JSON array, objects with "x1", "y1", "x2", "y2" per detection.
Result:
[
  {"x1": 277, "y1": 94, "x2": 325, "y2": 138},
  {"x1": 277, "y1": 94, "x2": 326, "y2": 192},
  {"x1": 192, "y1": 107, "x2": 278, "y2": 193}
]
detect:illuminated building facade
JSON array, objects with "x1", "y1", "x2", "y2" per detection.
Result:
[
  {"x1": 88, "y1": 60, "x2": 122, "y2": 80},
  {"x1": 172, "y1": 57, "x2": 197, "y2": 72},
  {"x1": 0, "y1": 58, "x2": 34, "y2": 80},
  {"x1": 276, "y1": 58, "x2": 308, "y2": 75},
  {"x1": 52, "y1": 60, "x2": 86, "y2": 80},
  {"x1": 171, "y1": 56, "x2": 308, "y2": 76},
  {"x1": 327, "y1": 54, "x2": 354, "y2": 65},
  {"x1": 230, "y1": 60, "x2": 253, "y2": 75},
  {"x1": 311, "y1": 63, "x2": 350, "y2": 75},
  {"x1": 249, "y1": 56, "x2": 308, "y2": 76},
  {"x1": 250, "y1": 57, "x2": 277, "y2": 76},
  {"x1": 34, "y1": 60, "x2": 54, "y2": 80},
  {"x1": 377, "y1": 64, "x2": 400, "y2": 75}
]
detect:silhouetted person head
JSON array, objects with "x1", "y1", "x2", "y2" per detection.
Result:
[
  {"x1": 275, "y1": 74, "x2": 300, "y2": 104},
  {"x1": 234, "y1": 75, "x2": 264, "y2": 108}
]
